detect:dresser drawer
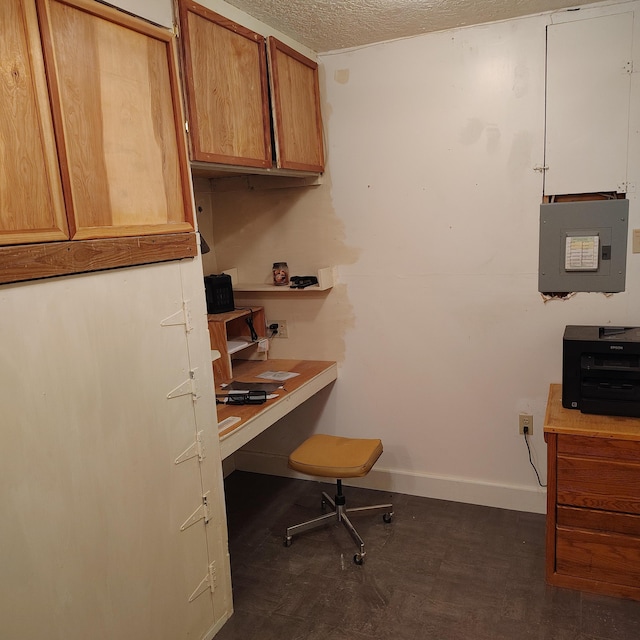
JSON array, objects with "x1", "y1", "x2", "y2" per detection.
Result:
[
  {"x1": 556, "y1": 526, "x2": 640, "y2": 588},
  {"x1": 557, "y1": 454, "x2": 640, "y2": 514},
  {"x1": 558, "y1": 505, "x2": 640, "y2": 536},
  {"x1": 557, "y1": 434, "x2": 640, "y2": 462}
]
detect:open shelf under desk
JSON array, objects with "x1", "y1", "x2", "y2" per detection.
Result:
[{"x1": 216, "y1": 358, "x2": 338, "y2": 459}]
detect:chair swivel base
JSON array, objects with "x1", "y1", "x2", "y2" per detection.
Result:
[{"x1": 283, "y1": 489, "x2": 393, "y2": 565}]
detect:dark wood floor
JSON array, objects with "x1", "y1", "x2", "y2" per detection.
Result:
[{"x1": 216, "y1": 471, "x2": 640, "y2": 640}]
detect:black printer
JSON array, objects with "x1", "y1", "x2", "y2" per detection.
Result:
[{"x1": 563, "y1": 325, "x2": 640, "y2": 417}]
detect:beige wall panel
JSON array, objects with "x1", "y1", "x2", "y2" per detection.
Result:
[{"x1": 0, "y1": 262, "x2": 219, "y2": 640}]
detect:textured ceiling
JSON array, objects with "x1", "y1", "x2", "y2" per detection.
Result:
[{"x1": 223, "y1": 0, "x2": 606, "y2": 52}]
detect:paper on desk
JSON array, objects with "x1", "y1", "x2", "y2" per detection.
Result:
[
  {"x1": 217, "y1": 416, "x2": 240, "y2": 432},
  {"x1": 256, "y1": 371, "x2": 300, "y2": 381}
]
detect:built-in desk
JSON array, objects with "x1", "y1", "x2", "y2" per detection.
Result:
[
  {"x1": 216, "y1": 359, "x2": 337, "y2": 459},
  {"x1": 544, "y1": 384, "x2": 640, "y2": 601}
]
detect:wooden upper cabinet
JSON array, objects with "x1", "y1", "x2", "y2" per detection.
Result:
[
  {"x1": 177, "y1": 0, "x2": 272, "y2": 168},
  {"x1": 177, "y1": 1, "x2": 325, "y2": 174},
  {"x1": 0, "y1": 0, "x2": 68, "y2": 246},
  {"x1": 268, "y1": 38, "x2": 324, "y2": 173},
  {"x1": 37, "y1": 0, "x2": 194, "y2": 240}
]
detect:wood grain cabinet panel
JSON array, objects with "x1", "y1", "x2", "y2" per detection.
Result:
[
  {"x1": 38, "y1": 0, "x2": 194, "y2": 240},
  {"x1": 557, "y1": 448, "x2": 640, "y2": 515},
  {"x1": 556, "y1": 527, "x2": 640, "y2": 588},
  {"x1": 268, "y1": 37, "x2": 324, "y2": 173},
  {"x1": 177, "y1": 0, "x2": 272, "y2": 168},
  {"x1": 558, "y1": 505, "x2": 640, "y2": 537},
  {"x1": 0, "y1": 0, "x2": 68, "y2": 246}
]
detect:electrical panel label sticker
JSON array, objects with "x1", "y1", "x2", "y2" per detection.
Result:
[{"x1": 565, "y1": 235, "x2": 599, "y2": 271}]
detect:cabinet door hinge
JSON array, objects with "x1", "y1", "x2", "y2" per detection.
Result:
[
  {"x1": 185, "y1": 120, "x2": 190, "y2": 133},
  {"x1": 188, "y1": 561, "x2": 217, "y2": 602},
  {"x1": 617, "y1": 181, "x2": 635, "y2": 193},
  {"x1": 180, "y1": 491, "x2": 211, "y2": 531},
  {"x1": 175, "y1": 430, "x2": 205, "y2": 465},
  {"x1": 161, "y1": 300, "x2": 193, "y2": 333},
  {"x1": 167, "y1": 368, "x2": 198, "y2": 400},
  {"x1": 624, "y1": 60, "x2": 633, "y2": 74},
  {"x1": 173, "y1": 22, "x2": 180, "y2": 38},
  {"x1": 533, "y1": 165, "x2": 549, "y2": 173}
]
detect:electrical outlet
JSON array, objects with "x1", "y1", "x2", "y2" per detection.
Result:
[
  {"x1": 268, "y1": 320, "x2": 288, "y2": 339},
  {"x1": 519, "y1": 413, "x2": 533, "y2": 435}
]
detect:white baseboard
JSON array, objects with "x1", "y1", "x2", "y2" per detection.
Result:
[{"x1": 233, "y1": 449, "x2": 547, "y2": 514}]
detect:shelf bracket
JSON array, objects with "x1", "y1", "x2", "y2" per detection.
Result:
[
  {"x1": 167, "y1": 368, "x2": 198, "y2": 400},
  {"x1": 175, "y1": 430, "x2": 205, "y2": 465},
  {"x1": 188, "y1": 561, "x2": 217, "y2": 602},
  {"x1": 180, "y1": 492, "x2": 211, "y2": 532},
  {"x1": 160, "y1": 301, "x2": 193, "y2": 333}
]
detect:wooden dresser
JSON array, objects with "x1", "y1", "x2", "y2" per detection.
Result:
[{"x1": 544, "y1": 384, "x2": 640, "y2": 601}]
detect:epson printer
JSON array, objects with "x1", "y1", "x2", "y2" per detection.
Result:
[{"x1": 563, "y1": 325, "x2": 640, "y2": 417}]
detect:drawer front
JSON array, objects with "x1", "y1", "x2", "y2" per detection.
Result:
[
  {"x1": 558, "y1": 505, "x2": 640, "y2": 537},
  {"x1": 557, "y1": 434, "x2": 640, "y2": 463},
  {"x1": 557, "y1": 455, "x2": 640, "y2": 514},
  {"x1": 556, "y1": 526, "x2": 640, "y2": 588}
]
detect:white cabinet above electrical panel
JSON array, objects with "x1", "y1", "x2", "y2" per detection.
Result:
[{"x1": 544, "y1": 12, "x2": 633, "y2": 196}]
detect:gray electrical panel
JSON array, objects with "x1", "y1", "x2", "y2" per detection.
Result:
[{"x1": 538, "y1": 199, "x2": 628, "y2": 293}]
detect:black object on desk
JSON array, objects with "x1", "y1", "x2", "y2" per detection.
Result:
[
  {"x1": 216, "y1": 390, "x2": 267, "y2": 405},
  {"x1": 204, "y1": 273, "x2": 234, "y2": 313}
]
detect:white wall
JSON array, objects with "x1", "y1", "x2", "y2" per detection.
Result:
[{"x1": 205, "y1": 1, "x2": 640, "y2": 513}]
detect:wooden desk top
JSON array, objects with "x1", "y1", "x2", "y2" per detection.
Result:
[
  {"x1": 543, "y1": 383, "x2": 640, "y2": 441},
  {"x1": 215, "y1": 359, "x2": 337, "y2": 459}
]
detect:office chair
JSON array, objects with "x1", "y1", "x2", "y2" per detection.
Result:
[{"x1": 283, "y1": 434, "x2": 393, "y2": 564}]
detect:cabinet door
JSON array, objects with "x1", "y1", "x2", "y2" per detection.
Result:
[
  {"x1": 268, "y1": 37, "x2": 325, "y2": 173},
  {"x1": 0, "y1": 0, "x2": 68, "y2": 245},
  {"x1": 0, "y1": 263, "x2": 227, "y2": 639},
  {"x1": 544, "y1": 12, "x2": 633, "y2": 195},
  {"x1": 178, "y1": 0, "x2": 272, "y2": 168},
  {"x1": 38, "y1": 0, "x2": 194, "y2": 240}
]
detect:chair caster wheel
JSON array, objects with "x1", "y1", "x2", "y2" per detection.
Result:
[
  {"x1": 284, "y1": 536, "x2": 292, "y2": 547},
  {"x1": 383, "y1": 512, "x2": 393, "y2": 523},
  {"x1": 353, "y1": 553, "x2": 364, "y2": 565}
]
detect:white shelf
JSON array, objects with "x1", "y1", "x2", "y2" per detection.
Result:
[
  {"x1": 223, "y1": 266, "x2": 335, "y2": 293},
  {"x1": 232, "y1": 283, "x2": 327, "y2": 292},
  {"x1": 227, "y1": 338, "x2": 256, "y2": 355}
]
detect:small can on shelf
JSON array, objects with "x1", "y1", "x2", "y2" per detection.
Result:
[{"x1": 272, "y1": 262, "x2": 289, "y2": 286}]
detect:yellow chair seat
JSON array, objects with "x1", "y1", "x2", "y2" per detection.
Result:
[{"x1": 288, "y1": 434, "x2": 383, "y2": 479}]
